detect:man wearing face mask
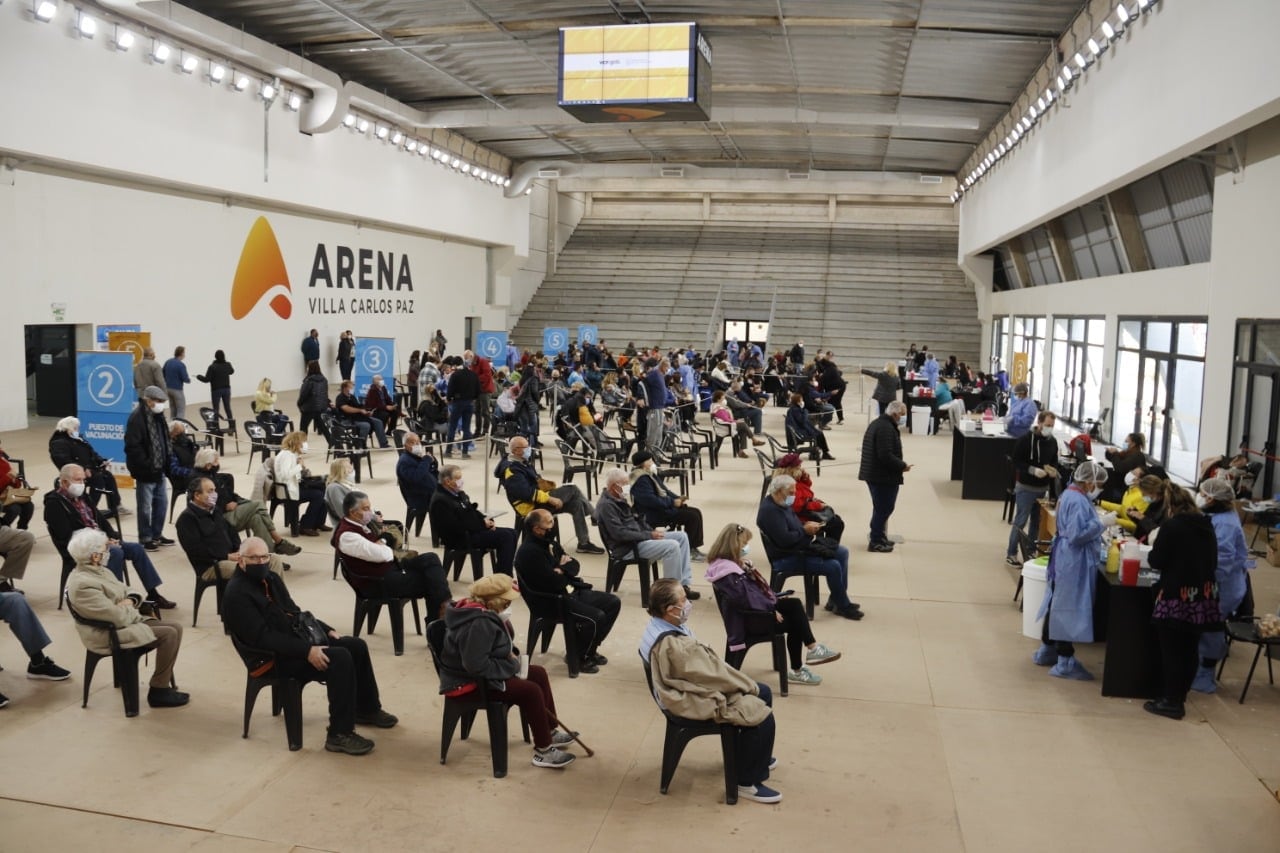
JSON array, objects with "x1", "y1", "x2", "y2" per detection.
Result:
[
  {"x1": 363, "y1": 373, "x2": 401, "y2": 440},
  {"x1": 224, "y1": 536, "x2": 396, "y2": 755},
  {"x1": 1031, "y1": 460, "x2": 1116, "y2": 680},
  {"x1": 430, "y1": 465, "x2": 517, "y2": 576},
  {"x1": 639, "y1": 578, "x2": 779, "y2": 804},
  {"x1": 44, "y1": 464, "x2": 174, "y2": 607},
  {"x1": 335, "y1": 380, "x2": 389, "y2": 449},
  {"x1": 498, "y1": 436, "x2": 604, "y2": 554},
  {"x1": 124, "y1": 386, "x2": 174, "y2": 550},
  {"x1": 628, "y1": 451, "x2": 706, "y2": 561},
  {"x1": 396, "y1": 432, "x2": 438, "y2": 520},
  {"x1": 858, "y1": 400, "x2": 912, "y2": 553},
  {"x1": 176, "y1": 477, "x2": 288, "y2": 581},
  {"x1": 445, "y1": 350, "x2": 480, "y2": 459},
  {"x1": 514, "y1": 509, "x2": 620, "y2": 674},
  {"x1": 595, "y1": 468, "x2": 699, "y2": 600},
  {"x1": 190, "y1": 448, "x2": 301, "y2": 555},
  {"x1": 1005, "y1": 410, "x2": 1061, "y2": 566},
  {"x1": 334, "y1": 491, "x2": 451, "y2": 625}
]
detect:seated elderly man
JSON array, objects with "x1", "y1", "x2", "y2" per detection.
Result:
[
  {"x1": 176, "y1": 477, "x2": 287, "y2": 581},
  {"x1": 496, "y1": 435, "x2": 603, "y2": 555},
  {"x1": 756, "y1": 473, "x2": 861, "y2": 621},
  {"x1": 224, "y1": 536, "x2": 396, "y2": 755},
  {"x1": 65, "y1": 528, "x2": 188, "y2": 708},
  {"x1": 0, "y1": 516, "x2": 35, "y2": 595},
  {"x1": 44, "y1": 464, "x2": 174, "y2": 608},
  {"x1": 190, "y1": 448, "x2": 301, "y2": 556},
  {"x1": 1, "y1": 589, "x2": 72, "y2": 705},
  {"x1": 594, "y1": 467, "x2": 699, "y2": 600},
  {"x1": 396, "y1": 432, "x2": 438, "y2": 521},
  {"x1": 364, "y1": 373, "x2": 401, "y2": 438},
  {"x1": 333, "y1": 490, "x2": 451, "y2": 624},
  {"x1": 429, "y1": 464, "x2": 517, "y2": 575},
  {"x1": 629, "y1": 450, "x2": 706, "y2": 561},
  {"x1": 725, "y1": 379, "x2": 765, "y2": 435},
  {"x1": 515, "y1": 509, "x2": 621, "y2": 674},
  {"x1": 639, "y1": 578, "x2": 779, "y2": 804}
]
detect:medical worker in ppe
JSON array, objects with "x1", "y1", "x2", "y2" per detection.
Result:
[{"x1": 1190, "y1": 477, "x2": 1249, "y2": 693}]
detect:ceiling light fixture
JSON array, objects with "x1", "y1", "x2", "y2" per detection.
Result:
[
  {"x1": 76, "y1": 11, "x2": 96, "y2": 38},
  {"x1": 375, "y1": 125, "x2": 389, "y2": 140},
  {"x1": 1088, "y1": 38, "x2": 1102, "y2": 56},
  {"x1": 1101, "y1": 21, "x2": 1117, "y2": 40},
  {"x1": 356, "y1": 118, "x2": 369, "y2": 133},
  {"x1": 179, "y1": 52, "x2": 198, "y2": 74},
  {"x1": 1073, "y1": 52, "x2": 1088, "y2": 70},
  {"x1": 208, "y1": 61, "x2": 226, "y2": 83},
  {"x1": 150, "y1": 41, "x2": 171, "y2": 64},
  {"x1": 33, "y1": 1, "x2": 57, "y2": 23},
  {"x1": 342, "y1": 113, "x2": 357, "y2": 128},
  {"x1": 233, "y1": 73, "x2": 250, "y2": 92},
  {"x1": 405, "y1": 140, "x2": 418, "y2": 153},
  {"x1": 285, "y1": 92, "x2": 302, "y2": 111},
  {"x1": 112, "y1": 26, "x2": 134, "y2": 51},
  {"x1": 259, "y1": 79, "x2": 278, "y2": 103},
  {"x1": 390, "y1": 130, "x2": 403, "y2": 145},
  {"x1": 1136, "y1": 0, "x2": 1152, "y2": 11}
]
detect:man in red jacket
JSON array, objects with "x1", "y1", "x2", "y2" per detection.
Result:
[{"x1": 470, "y1": 351, "x2": 496, "y2": 437}]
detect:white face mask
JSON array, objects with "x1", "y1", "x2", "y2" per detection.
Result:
[
  {"x1": 150, "y1": 402, "x2": 166, "y2": 414},
  {"x1": 618, "y1": 485, "x2": 631, "y2": 500},
  {"x1": 497, "y1": 609, "x2": 512, "y2": 622},
  {"x1": 740, "y1": 544, "x2": 750, "y2": 557},
  {"x1": 373, "y1": 379, "x2": 383, "y2": 387},
  {"x1": 67, "y1": 482, "x2": 86, "y2": 498},
  {"x1": 70, "y1": 430, "x2": 80, "y2": 440},
  {"x1": 1124, "y1": 472, "x2": 1138, "y2": 487},
  {"x1": 645, "y1": 461, "x2": 656, "y2": 472},
  {"x1": 675, "y1": 600, "x2": 693, "y2": 625},
  {"x1": 1194, "y1": 493, "x2": 1209, "y2": 510},
  {"x1": 410, "y1": 444, "x2": 426, "y2": 457},
  {"x1": 300, "y1": 442, "x2": 310, "y2": 454},
  {"x1": 206, "y1": 491, "x2": 219, "y2": 508},
  {"x1": 453, "y1": 479, "x2": 464, "y2": 491},
  {"x1": 1088, "y1": 487, "x2": 1103, "y2": 500}
]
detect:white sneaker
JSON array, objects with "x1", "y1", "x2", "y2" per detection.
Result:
[
  {"x1": 786, "y1": 666, "x2": 822, "y2": 685},
  {"x1": 532, "y1": 746, "x2": 576, "y2": 768},
  {"x1": 737, "y1": 783, "x2": 783, "y2": 804},
  {"x1": 805, "y1": 643, "x2": 841, "y2": 666}
]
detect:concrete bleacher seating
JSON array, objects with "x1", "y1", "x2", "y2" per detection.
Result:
[{"x1": 512, "y1": 221, "x2": 980, "y2": 367}]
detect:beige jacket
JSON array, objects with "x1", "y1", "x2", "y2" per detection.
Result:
[
  {"x1": 66, "y1": 561, "x2": 157, "y2": 655},
  {"x1": 650, "y1": 632, "x2": 771, "y2": 727}
]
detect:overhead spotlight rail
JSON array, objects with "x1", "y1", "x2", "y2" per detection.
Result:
[
  {"x1": 19, "y1": 0, "x2": 514, "y2": 190},
  {"x1": 949, "y1": 0, "x2": 1163, "y2": 205}
]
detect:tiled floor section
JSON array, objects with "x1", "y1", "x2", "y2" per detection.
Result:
[{"x1": 1, "y1": 392, "x2": 1278, "y2": 852}]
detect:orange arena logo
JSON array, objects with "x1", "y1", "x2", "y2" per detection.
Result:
[{"x1": 230, "y1": 216, "x2": 293, "y2": 319}]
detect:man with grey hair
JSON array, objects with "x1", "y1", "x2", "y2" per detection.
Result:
[
  {"x1": 125, "y1": 385, "x2": 174, "y2": 550},
  {"x1": 1005, "y1": 382, "x2": 1037, "y2": 438},
  {"x1": 858, "y1": 400, "x2": 912, "y2": 553},
  {"x1": 756, "y1": 473, "x2": 860, "y2": 619},
  {"x1": 132, "y1": 347, "x2": 164, "y2": 400},
  {"x1": 430, "y1": 464, "x2": 517, "y2": 576},
  {"x1": 594, "y1": 467, "x2": 699, "y2": 600}
]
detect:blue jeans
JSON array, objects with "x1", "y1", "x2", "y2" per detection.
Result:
[
  {"x1": 771, "y1": 546, "x2": 851, "y2": 610},
  {"x1": 211, "y1": 387, "x2": 233, "y2": 421},
  {"x1": 736, "y1": 681, "x2": 775, "y2": 787},
  {"x1": 135, "y1": 479, "x2": 168, "y2": 543},
  {"x1": 0, "y1": 591, "x2": 51, "y2": 658},
  {"x1": 866, "y1": 482, "x2": 899, "y2": 544},
  {"x1": 447, "y1": 400, "x2": 475, "y2": 453},
  {"x1": 1007, "y1": 486, "x2": 1046, "y2": 558},
  {"x1": 107, "y1": 542, "x2": 163, "y2": 592}
]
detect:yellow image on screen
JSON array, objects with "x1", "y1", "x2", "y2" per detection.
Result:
[{"x1": 560, "y1": 22, "x2": 692, "y2": 104}]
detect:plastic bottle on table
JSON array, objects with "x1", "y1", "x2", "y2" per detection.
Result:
[{"x1": 1106, "y1": 539, "x2": 1121, "y2": 575}]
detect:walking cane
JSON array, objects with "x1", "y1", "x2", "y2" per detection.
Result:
[{"x1": 545, "y1": 708, "x2": 594, "y2": 757}]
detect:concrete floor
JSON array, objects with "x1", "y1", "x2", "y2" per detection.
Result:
[{"x1": 2, "y1": 391, "x2": 1278, "y2": 853}]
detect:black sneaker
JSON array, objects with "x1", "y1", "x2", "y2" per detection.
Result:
[
  {"x1": 0, "y1": 579, "x2": 20, "y2": 594},
  {"x1": 836, "y1": 605, "x2": 864, "y2": 621},
  {"x1": 575, "y1": 542, "x2": 604, "y2": 555},
  {"x1": 27, "y1": 656, "x2": 71, "y2": 681},
  {"x1": 275, "y1": 539, "x2": 302, "y2": 556},
  {"x1": 0, "y1": 691, "x2": 9, "y2": 708},
  {"x1": 325, "y1": 730, "x2": 375, "y2": 755},
  {"x1": 355, "y1": 709, "x2": 399, "y2": 729},
  {"x1": 575, "y1": 657, "x2": 600, "y2": 674},
  {"x1": 588, "y1": 653, "x2": 609, "y2": 666},
  {"x1": 868, "y1": 541, "x2": 894, "y2": 553},
  {"x1": 147, "y1": 687, "x2": 190, "y2": 708},
  {"x1": 682, "y1": 585, "x2": 701, "y2": 601},
  {"x1": 143, "y1": 540, "x2": 161, "y2": 552},
  {"x1": 155, "y1": 536, "x2": 176, "y2": 546}
]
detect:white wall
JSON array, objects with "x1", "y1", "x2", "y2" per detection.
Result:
[
  {"x1": 509, "y1": 181, "x2": 586, "y2": 321},
  {"x1": 0, "y1": 3, "x2": 533, "y2": 431}
]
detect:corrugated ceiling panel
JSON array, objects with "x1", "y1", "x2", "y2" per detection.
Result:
[
  {"x1": 917, "y1": 0, "x2": 1084, "y2": 34},
  {"x1": 901, "y1": 31, "x2": 1051, "y2": 101}
]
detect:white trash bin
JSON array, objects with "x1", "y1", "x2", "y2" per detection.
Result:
[
  {"x1": 910, "y1": 406, "x2": 932, "y2": 436},
  {"x1": 1021, "y1": 560, "x2": 1048, "y2": 639}
]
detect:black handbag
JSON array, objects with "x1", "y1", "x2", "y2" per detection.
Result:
[
  {"x1": 805, "y1": 535, "x2": 840, "y2": 559},
  {"x1": 291, "y1": 611, "x2": 328, "y2": 645}
]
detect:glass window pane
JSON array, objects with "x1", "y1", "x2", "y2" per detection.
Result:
[
  {"x1": 1088, "y1": 319, "x2": 1105, "y2": 346},
  {"x1": 1119, "y1": 321, "x2": 1143, "y2": 350},
  {"x1": 1049, "y1": 339, "x2": 1068, "y2": 415},
  {"x1": 1235, "y1": 324, "x2": 1253, "y2": 362},
  {"x1": 1256, "y1": 323, "x2": 1280, "y2": 366},
  {"x1": 1147, "y1": 322, "x2": 1172, "y2": 353},
  {"x1": 1176, "y1": 322, "x2": 1207, "y2": 357},
  {"x1": 1055, "y1": 318, "x2": 1069, "y2": 342},
  {"x1": 1168, "y1": 359, "x2": 1204, "y2": 482},
  {"x1": 1113, "y1": 349, "x2": 1142, "y2": 444},
  {"x1": 1083, "y1": 344, "x2": 1104, "y2": 424}
]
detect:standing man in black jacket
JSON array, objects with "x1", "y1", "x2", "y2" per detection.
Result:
[
  {"x1": 445, "y1": 358, "x2": 479, "y2": 458},
  {"x1": 514, "y1": 509, "x2": 620, "y2": 674},
  {"x1": 858, "y1": 401, "x2": 911, "y2": 553},
  {"x1": 223, "y1": 536, "x2": 397, "y2": 755},
  {"x1": 124, "y1": 385, "x2": 174, "y2": 550},
  {"x1": 1005, "y1": 410, "x2": 1060, "y2": 566}
]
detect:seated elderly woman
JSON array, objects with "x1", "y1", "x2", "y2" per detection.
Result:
[
  {"x1": 773, "y1": 453, "x2": 845, "y2": 543},
  {"x1": 274, "y1": 431, "x2": 330, "y2": 536},
  {"x1": 785, "y1": 393, "x2": 834, "y2": 461},
  {"x1": 1099, "y1": 466, "x2": 1154, "y2": 533},
  {"x1": 439, "y1": 575, "x2": 581, "y2": 769},
  {"x1": 710, "y1": 390, "x2": 763, "y2": 457},
  {"x1": 705, "y1": 523, "x2": 840, "y2": 686},
  {"x1": 48, "y1": 416, "x2": 124, "y2": 517},
  {"x1": 64, "y1": 528, "x2": 189, "y2": 709}
]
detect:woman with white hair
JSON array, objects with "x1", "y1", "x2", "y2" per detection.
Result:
[
  {"x1": 1032, "y1": 460, "x2": 1117, "y2": 680},
  {"x1": 860, "y1": 361, "x2": 901, "y2": 418},
  {"x1": 1190, "y1": 477, "x2": 1249, "y2": 694},
  {"x1": 64, "y1": 528, "x2": 189, "y2": 709},
  {"x1": 48, "y1": 416, "x2": 124, "y2": 517}
]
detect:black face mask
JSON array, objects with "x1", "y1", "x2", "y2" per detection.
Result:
[{"x1": 244, "y1": 562, "x2": 270, "y2": 582}]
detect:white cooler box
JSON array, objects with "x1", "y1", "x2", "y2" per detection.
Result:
[
  {"x1": 1021, "y1": 560, "x2": 1048, "y2": 639},
  {"x1": 910, "y1": 406, "x2": 932, "y2": 436}
]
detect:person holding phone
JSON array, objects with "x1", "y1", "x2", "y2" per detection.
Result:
[{"x1": 629, "y1": 450, "x2": 706, "y2": 560}]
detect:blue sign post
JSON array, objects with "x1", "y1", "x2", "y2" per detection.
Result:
[
  {"x1": 577, "y1": 325, "x2": 598, "y2": 346},
  {"x1": 354, "y1": 337, "x2": 395, "y2": 400},
  {"x1": 94, "y1": 324, "x2": 142, "y2": 349},
  {"x1": 77, "y1": 351, "x2": 134, "y2": 477},
  {"x1": 543, "y1": 327, "x2": 569, "y2": 356},
  {"x1": 475, "y1": 331, "x2": 508, "y2": 364}
]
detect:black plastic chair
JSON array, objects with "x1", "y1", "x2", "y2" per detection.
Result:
[
  {"x1": 425, "y1": 620, "x2": 529, "y2": 778},
  {"x1": 759, "y1": 529, "x2": 821, "y2": 621},
  {"x1": 712, "y1": 586, "x2": 788, "y2": 697},
  {"x1": 1217, "y1": 619, "x2": 1280, "y2": 704},
  {"x1": 640, "y1": 655, "x2": 738, "y2": 804},
  {"x1": 516, "y1": 568, "x2": 581, "y2": 678},
  {"x1": 65, "y1": 592, "x2": 163, "y2": 718},
  {"x1": 754, "y1": 449, "x2": 775, "y2": 503},
  {"x1": 199, "y1": 406, "x2": 237, "y2": 455},
  {"x1": 428, "y1": 500, "x2": 496, "y2": 582},
  {"x1": 184, "y1": 554, "x2": 229, "y2": 631},
  {"x1": 398, "y1": 482, "x2": 429, "y2": 544},
  {"x1": 230, "y1": 635, "x2": 311, "y2": 750},
  {"x1": 321, "y1": 414, "x2": 373, "y2": 482},
  {"x1": 555, "y1": 439, "x2": 598, "y2": 500},
  {"x1": 337, "y1": 554, "x2": 422, "y2": 656},
  {"x1": 244, "y1": 422, "x2": 273, "y2": 474},
  {"x1": 600, "y1": 532, "x2": 657, "y2": 608},
  {"x1": 268, "y1": 483, "x2": 301, "y2": 537}
]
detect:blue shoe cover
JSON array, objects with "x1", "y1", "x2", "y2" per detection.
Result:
[
  {"x1": 1190, "y1": 666, "x2": 1217, "y2": 694},
  {"x1": 1049, "y1": 656, "x2": 1094, "y2": 681},
  {"x1": 1032, "y1": 644, "x2": 1057, "y2": 666}
]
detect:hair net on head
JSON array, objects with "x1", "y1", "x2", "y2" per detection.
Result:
[
  {"x1": 1072, "y1": 460, "x2": 1109, "y2": 484},
  {"x1": 1200, "y1": 477, "x2": 1235, "y2": 504},
  {"x1": 1013, "y1": 382, "x2": 1029, "y2": 396}
]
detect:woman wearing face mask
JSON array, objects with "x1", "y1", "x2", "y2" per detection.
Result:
[
  {"x1": 439, "y1": 574, "x2": 578, "y2": 769},
  {"x1": 49, "y1": 416, "x2": 125, "y2": 519},
  {"x1": 1189, "y1": 478, "x2": 1247, "y2": 695},
  {"x1": 1099, "y1": 466, "x2": 1152, "y2": 533},
  {"x1": 774, "y1": 453, "x2": 845, "y2": 544},
  {"x1": 1130, "y1": 474, "x2": 1170, "y2": 542},
  {"x1": 705, "y1": 524, "x2": 840, "y2": 686},
  {"x1": 640, "y1": 577, "x2": 781, "y2": 804},
  {"x1": 629, "y1": 450, "x2": 706, "y2": 560},
  {"x1": 1032, "y1": 460, "x2": 1117, "y2": 680},
  {"x1": 324, "y1": 459, "x2": 356, "y2": 525},
  {"x1": 1102, "y1": 432, "x2": 1147, "y2": 503},
  {"x1": 1144, "y1": 482, "x2": 1220, "y2": 720},
  {"x1": 274, "y1": 431, "x2": 329, "y2": 536}
]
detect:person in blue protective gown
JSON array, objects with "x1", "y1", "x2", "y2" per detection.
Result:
[
  {"x1": 1191, "y1": 477, "x2": 1249, "y2": 694},
  {"x1": 1032, "y1": 460, "x2": 1116, "y2": 680}
]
